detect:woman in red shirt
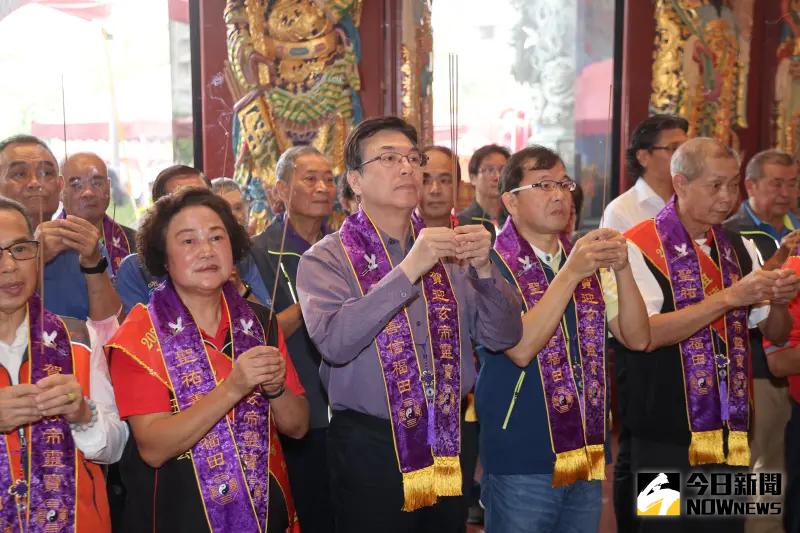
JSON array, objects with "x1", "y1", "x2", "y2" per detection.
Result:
[{"x1": 107, "y1": 187, "x2": 308, "y2": 533}]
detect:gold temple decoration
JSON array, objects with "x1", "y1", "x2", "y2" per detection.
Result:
[
  {"x1": 225, "y1": 0, "x2": 363, "y2": 232},
  {"x1": 650, "y1": 0, "x2": 754, "y2": 149},
  {"x1": 774, "y1": 0, "x2": 800, "y2": 157},
  {"x1": 399, "y1": 0, "x2": 434, "y2": 146}
]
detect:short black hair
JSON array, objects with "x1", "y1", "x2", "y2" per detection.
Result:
[
  {"x1": 499, "y1": 145, "x2": 564, "y2": 197},
  {"x1": 571, "y1": 182, "x2": 584, "y2": 229},
  {"x1": 625, "y1": 114, "x2": 689, "y2": 177},
  {"x1": 137, "y1": 187, "x2": 250, "y2": 278},
  {"x1": 344, "y1": 116, "x2": 418, "y2": 171},
  {"x1": 422, "y1": 145, "x2": 462, "y2": 183},
  {"x1": 468, "y1": 144, "x2": 511, "y2": 178},
  {"x1": 151, "y1": 164, "x2": 210, "y2": 202},
  {"x1": 0, "y1": 134, "x2": 56, "y2": 164},
  {"x1": 337, "y1": 172, "x2": 355, "y2": 201},
  {"x1": 0, "y1": 195, "x2": 34, "y2": 235}
]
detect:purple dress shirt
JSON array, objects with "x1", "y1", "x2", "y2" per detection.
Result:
[{"x1": 297, "y1": 227, "x2": 523, "y2": 419}]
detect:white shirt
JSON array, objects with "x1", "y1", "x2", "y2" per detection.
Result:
[
  {"x1": 601, "y1": 177, "x2": 667, "y2": 232},
  {"x1": 627, "y1": 236, "x2": 769, "y2": 327},
  {"x1": 0, "y1": 316, "x2": 128, "y2": 464}
]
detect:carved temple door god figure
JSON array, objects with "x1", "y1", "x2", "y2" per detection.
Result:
[
  {"x1": 650, "y1": 0, "x2": 753, "y2": 149},
  {"x1": 225, "y1": 0, "x2": 363, "y2": 231}
]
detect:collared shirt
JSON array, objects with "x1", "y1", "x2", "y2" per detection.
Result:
[
  {"x1": 43, "y1": 249, "x2": 111, "y2": 320},
  {"x1": 297, "y1": 227, "x2": 523, "y2": 419},
  {"x1": 626, "y1": 236, "x2": 769, "y2": 327},
  {"x1": 742, "y1": 200, "x2": 800, "y2": 242},
  {"x1": 114, "y1": 252, "x2": 270, "y2": 314},
  {"x1": 251, "y1": 215, "x2": 331, "y2": 429},
  {"x1": 600, "y1": 177, "x2": 667, "y2": 232},
  {"x1": 0, "y1": 317, "x2": 128, "y2": 464}
]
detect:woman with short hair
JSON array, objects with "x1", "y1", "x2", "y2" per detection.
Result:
[{"x1": 107, "y1": 187, "x2": 308, "y2": 532}]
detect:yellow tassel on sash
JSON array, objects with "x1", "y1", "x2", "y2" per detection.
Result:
[
  {"x1": 689, "y1": 429, "x2": 725, "y2": 465},
  {"x1": 401, "y1": 465, "x2": 437, "y2": 511},
  {"x1": 433, "y1": 455, "x2": 462, "y2": 496},
  {"x1": 552, "y1": 448, "x2": 590, "y2": 487},
  {"x1": 726, "y1": 430, "x2": 750, "y2": 466},
  {"x1": 586, "y1": 444, "x2": 606, "y2": 481}
]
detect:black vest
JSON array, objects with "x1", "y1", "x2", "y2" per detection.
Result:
[
  {"x1": 616, "y1": 229, "x2": 755, "y2": 444},
  {"x1": 115, "y1": 302, "x2": 289, "y2": 533}
]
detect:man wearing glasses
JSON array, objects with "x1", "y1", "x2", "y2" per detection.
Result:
[
  {"x1": 457, "y1": 144, "x2": 511, "y2": 240},
  {"x1": 601, "y1": 114, "x2": 689, "y2": 233},
  {"x1": 0, "y1": 196, "x2": 126, "y2": 532},
  {"x1": 725, "y1": 150, "x2": 800, "y2": 533},
  {"x1": 41, "y1": 152, "x2": 135, "y2": 322},
  {"x1": 297, "y1": 116, "x2": 522, "y2": 532},
  {"x1": 0, "y1": 136, "x2": 121, "y2": 325},
  {"x1": 477, "y1": 145, "x2": 649, "y2": 532}
]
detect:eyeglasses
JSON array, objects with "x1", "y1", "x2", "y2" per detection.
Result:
[
  {"x1": 509, "y1": 179, "x2": 577, "y2": 194},
  {"x1": 0, "y1": 240, "x2": 39, "y2": 261},
  {"x1": 478, "y1": 165, "x2": 504, "y2": 177},
  {"x1": 67, "y1": 176, "x2": 110, "y2": 191},
  {"x1": 359, "y1": 151, "x2": 428, "y2": 169},
  {"x1": 650, "y1": 144, "x2": 682, "y2": 154}
]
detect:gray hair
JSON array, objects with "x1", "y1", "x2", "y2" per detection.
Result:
[
  {"x1": 670, "y1": 137, "x2": 740, "y2": 181},
  {"x1": 210, "y1": 177, "x2": 242, "y2": 194},
  {"x1": 745, "y1": 149, "x2": 796, "y2": 181},
  {"x1": 275, "y1": 145, "x2": 324, "y2": 182},
  {"x1": 0, "y1": 134, "x2": 56, "y2": 163}
]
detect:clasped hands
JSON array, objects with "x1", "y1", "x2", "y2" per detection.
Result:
[
  {"x1": 400, "y1": 224, "x2": 493, "y2": 282},
  {"x1": 0, "y1": 374, "x2": 89, "y2": 433}
]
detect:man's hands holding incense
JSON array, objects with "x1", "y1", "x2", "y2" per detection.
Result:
[
  {"x1": 563, "y1": 228, "x2": 629, "y2": 282},
  {"x1": 400, "y1": 224, "x2": 493, "y2": 282},
  {"x1": 725, "y1": 269, "x2": 800, "y2": 308}
]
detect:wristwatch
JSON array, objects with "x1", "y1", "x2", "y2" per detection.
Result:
[{"x1": 80, "y1": 256, "x2": 108, "y2": 275}]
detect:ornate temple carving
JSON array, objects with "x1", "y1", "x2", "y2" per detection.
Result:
[
  {"x1": 650, "y1": 0, "x2": 753, "y2": 149},
  {"x1": 225, "y1": 0, "x2": 363, "y2": 231}
]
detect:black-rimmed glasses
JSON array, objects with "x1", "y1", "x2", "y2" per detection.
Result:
[{"x1": 0, "y1": 240, "x2": 39, "y2": 261}]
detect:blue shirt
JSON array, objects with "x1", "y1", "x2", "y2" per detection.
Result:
[
  {"x1": 476, "y1": 251, "x2": 609, "y2": 475},
  {"x1": 742, "y1": 200, "x2": 799, "y2": 241},
  {"x1": 43, "y1": 246, "x2": 113, "y2": 320},
  {"x1": 114, "y1": 252, "x2": 270, "y2": 314}
]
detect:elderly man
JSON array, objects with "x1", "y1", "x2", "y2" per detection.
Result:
[
  {"x1": 0, "y1": 196, "x2": 128, "y2": 531},
  {"x1": 297, "y1": 116, "x2": 522, "y2": 532},
  {"x1": 0, "y1": 135, "x2": 122, "y2": 324},
  {"x1": 619, "y1": 138, "x2": 799, "y2": 532},
  {"x1": 725, "y1": 149, "x2": 800, "y2": 533},
  {"x1": 249, "y1": 145, "x2": 335, "y2": 533}
]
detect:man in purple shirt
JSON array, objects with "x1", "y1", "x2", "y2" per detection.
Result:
[{"x1": 297, "y1": 116, "x2": 522, "y2": 533}]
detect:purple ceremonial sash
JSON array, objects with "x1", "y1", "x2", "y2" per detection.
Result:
[
  {"x1": 338, "y1": 209, "x2": 462, "y2": 511},
  {"x1": 102, "y1": 215, "x2": 131, "y2": 276},
  {"x1": 0, "y1": 293, "x2": 78, "y2": 532},
  {"x1": 654, "y1": 197, "x2": 750, "y2": 465},
  {"x1": 494, "y1": 219, "x2": 607, "y2": 486},
  {"x1": 149, "y1": 280, "x2": 270, "y2": 532},
  {"x1": 58, "y1": 212, "x2": 130, "y2": 276}
]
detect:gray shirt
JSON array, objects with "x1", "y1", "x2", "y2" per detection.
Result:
[{"x1": 297, "y1": 228, "x2": 523, "y2": 419}]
